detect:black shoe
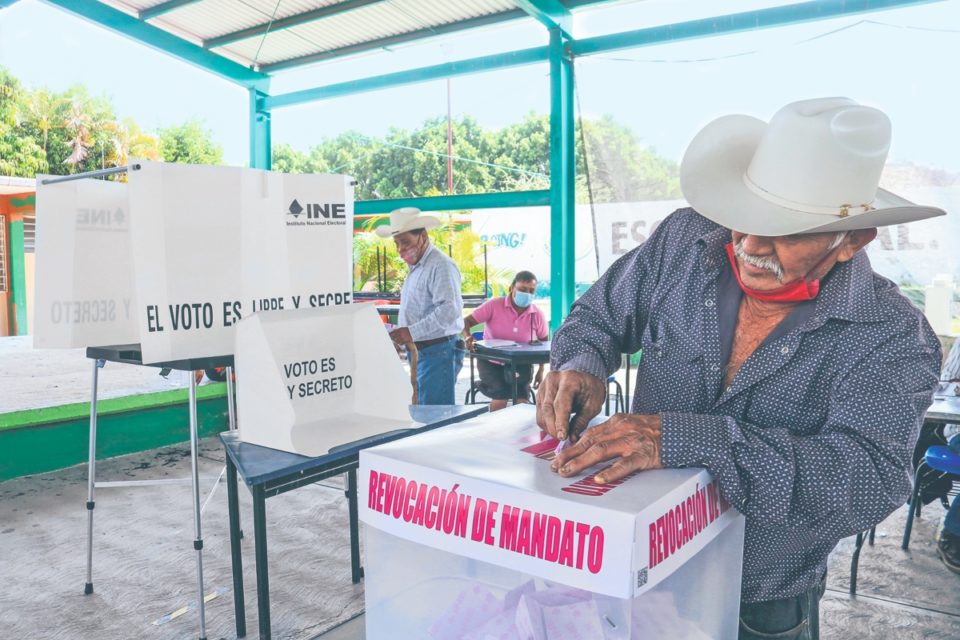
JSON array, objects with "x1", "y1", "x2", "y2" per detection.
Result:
[{"x1": 937, "y1": 530, "x2": 960, "y2": 575}]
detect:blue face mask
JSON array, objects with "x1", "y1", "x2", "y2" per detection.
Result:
[{"x1": 513, "y1": 290, "x2": 535, "y2": 308}]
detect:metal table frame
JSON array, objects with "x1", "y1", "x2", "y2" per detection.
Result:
[
  {"x1": 220, "y1": 404, "x2": 487, "y2": 639},
  {"x1": 471, "y1": 341, "x2": 552, "y2": 405},
  {"x1": 84, "y1": 344, "x2": 235, "y2": 640}
]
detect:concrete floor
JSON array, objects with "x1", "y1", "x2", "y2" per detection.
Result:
[
  {"x1": 2, "y1": 431, "x2": 959, "y2": 640},
  {"x1": 1, "y1": 336, "x2": 209, "y2": 414},
  {"x1": 2, "y1": 340, "x2": 959, "y2": 638}
]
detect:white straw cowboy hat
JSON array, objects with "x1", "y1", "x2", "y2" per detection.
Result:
[
  {"x1": 680, "y1": 97, "x2": 945, "y2": 236},
  {"x1": 374, "y1": 207, "x2": 440, "y2": 237}
]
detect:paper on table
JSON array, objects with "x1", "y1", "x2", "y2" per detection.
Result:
[
  {"x1": 479, "y1": 339, "x2": 518, "y2": 348},
  {"x1": 936, "y1": 381, "x2": 959, "y2": 397}
]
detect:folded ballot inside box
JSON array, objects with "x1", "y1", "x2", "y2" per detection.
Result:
[
  {"x1": 234, "y1": 304, "x2": 411, "y2": 456},
  {"x1": 360, "y1": 405, "x2": 745, "y2": 639}
]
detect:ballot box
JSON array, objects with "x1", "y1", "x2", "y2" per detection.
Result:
[{"x1": 359, "y1": 405, "x2": 745, "y2": 640}]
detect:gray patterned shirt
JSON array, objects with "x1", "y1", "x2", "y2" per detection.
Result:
[
  {"x1": 398, "y1": 244, "x2": 464, "y2": 342},
  {"x1": 552, "y1": 208, "x2": 941, "y2": 602}
]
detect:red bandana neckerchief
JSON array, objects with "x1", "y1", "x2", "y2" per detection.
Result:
[{"x1": 724, "y1": 242, "x2": 821, "y2": 303}]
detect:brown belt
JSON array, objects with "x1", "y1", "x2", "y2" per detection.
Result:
[{"x1": 414, "y1": 335, "x2": 457, "y2": 350}]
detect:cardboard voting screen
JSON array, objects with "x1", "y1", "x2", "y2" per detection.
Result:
[
  {"x1": 235, "y1": 304, "x2": 412, "y2": 456},
  {"x1": 128, "y1": 161, "x2": 353, "y2": 364},
  {"x1": 33, "y1": 176, "x2": 139, "y2": 348}
]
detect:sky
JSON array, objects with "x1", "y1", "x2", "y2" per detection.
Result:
[{"x1": 0, "y1": 0, "x2": 958, "y2": 171}]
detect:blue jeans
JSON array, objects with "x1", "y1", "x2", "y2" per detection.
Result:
[
  {"x1": 739, "y1": 572, "x2": 825, "y2": 640},
  {"x1": 409, "y1": 336, "x2": 464, "y2": 405},
  {"x1": 945, "y1": 434, "x2": 960, "y2": 536}
]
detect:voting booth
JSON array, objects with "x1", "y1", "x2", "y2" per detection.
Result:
[
  {"x1": 233, "y1": 303, "x2": 412, "y2": 456},
  {"x1": 360, "y1": 406, "x2": 745, "y2": 640},
  {"x1": 33, "y1": 161, "x2": 355, "y2": 363},
  {"x1": 33, "y1": 175, "x2": 139, "y2": 347},
  {"x1": 31, "y1": 161, "x2": 358, "y2": 640}
]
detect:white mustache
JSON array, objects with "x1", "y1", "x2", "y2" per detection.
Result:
[{"x1": 734, "y1": 239, "x2": 784, "y2": 282}]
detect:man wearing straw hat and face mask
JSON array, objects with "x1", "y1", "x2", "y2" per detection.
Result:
[
  {"x1": 536, "y1": 98, "x2": 945, "y2": 639},
  {"x1": 377, "y1": 207, "x2": 465, "y2": 405}
]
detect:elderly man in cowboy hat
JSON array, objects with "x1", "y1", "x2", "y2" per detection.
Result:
[
  {"x1": 377, "y1": 207, "x2": 465, "y2": 405},
  {"x1": 536, "y1": 98, "x2": 945, "y2": 639}
]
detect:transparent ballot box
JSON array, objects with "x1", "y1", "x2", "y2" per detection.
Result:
[{"x1": 359, "y1": 406, "x2": 745, "y2": 640}]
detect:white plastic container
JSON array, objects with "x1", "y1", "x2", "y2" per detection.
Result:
[
  {"x1": 360, "y1": 405, "x2": 745, "y2": 639},
  {"x1": 924, "y1": 273, "x2": 955, "y2": 336}
]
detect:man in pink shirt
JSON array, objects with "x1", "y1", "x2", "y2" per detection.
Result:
[{"x1": 461, "y1": 271, "x2": 549, "y2": 411}]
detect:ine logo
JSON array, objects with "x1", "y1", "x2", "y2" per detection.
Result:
[
  {"x1": 285, "y1": 199, "x2": 347, "y2": 226},
  {"x1": 288, "y1": 199, "x2": 304, "y2": 218},
  {"x1": 75, "y1": 208, "x2": 128, "y2": 232}
]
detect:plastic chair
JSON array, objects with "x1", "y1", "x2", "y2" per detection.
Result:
[
  {"x1": 464, "y1": 331, "x2": 487, "y2": 405},
  {"x1": 902, "y1": 444, "x2": 960, "y2": 550},
  {"x1": 849, "y1": 526, "x2": 876, "y2": 595},
  {"x1": 850, "y1": 443, "x2": 960, "y2": 595},
  {"x1": 605, "y1": 376, "x2": 625, "y2": 416}
]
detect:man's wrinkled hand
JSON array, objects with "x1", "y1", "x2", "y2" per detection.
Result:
[
  {"x1": 389, "y1": 326, "x2": 413, "y2": 345},
  {"x1": 535, "y1": 370, "x2": 606, "y2": 441},
  {"x1": 550, "y1": 413, "x2": 663, "y2": 484}
]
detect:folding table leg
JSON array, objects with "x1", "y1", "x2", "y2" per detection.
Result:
[
  {"x1": 224, "y1": 364, "x2": 242, "y2": 537},
  {"x1": 347, "y1": 469, "x2": 363, "y2": 583},
  {"x1": 188, "y1": 375, "x2": 209, "y2": 640},
  {"x1": 226, "y1": 365, "x2": 237, "y2": 431},
  {"x1": 226, "y1": 456, "x2": 246, "y2": 637},
  {"x1": 253, "y1": 486, "x2": 272, "y2": 640},
  {"x1": 84, "y1": 358, "x2": 103, "y2": 595}
]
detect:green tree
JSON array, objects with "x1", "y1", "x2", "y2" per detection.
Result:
[
  {"x1": 158, "y1": 119, "x2": 223, "y2": 165},
  {"x1": 485, "y1": 113, "x2": 551, "y2": 192},
  {"x1": 22, "y1": 88, "x2": 64, "y2": 158},
  {"x1": 578, "y1": 114, "x2": 680, "y2": 202},
  {"x1": 102, "y1": 118, "x2": 161, "y2": 169},
  {"x1": 0, "y1": 67, "x2": 46, "y2": 177},
  {"x1": 358, "y1": 116, "x2": 494, "y2": 199},
  {"x1": 271, "y1": 143, "x2": 309, "y2": 173}
]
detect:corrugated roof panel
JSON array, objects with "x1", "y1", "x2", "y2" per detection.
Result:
[
  {"x1": 230, "y1": 0, "x2": 523, "y2": 65},
  {"x1": 155, "y1": 0, "x2": 373, "y2": 40},
  {"x1": 100, "y1": 0, "x2": 533, "y2": 70},
  {"x1": 99, "y1": 0, "x2": 147, "y2": 15},
  {"x1": 219, "y1": 29, "x2": 320, "y2": 67},
  {"x1": 149, "y1": 0, "x2": 272, "y2": 40},
  {"x1": 238, "y1": 0, "x2": 345, "y2": 22},
  {"x1": 395, "y1": 0, "x2": 518, "y2": 23},
  {"x1": 218, "y1": 3, "x2": 422, "y2": 65}
]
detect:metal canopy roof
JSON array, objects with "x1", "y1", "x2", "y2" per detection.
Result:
[
  {"x1": 21, "y1": 0, "x2": 945, "y2": 335},
  {"x1": 96, "y1": 0, "x2": 591, "y2": 73}
]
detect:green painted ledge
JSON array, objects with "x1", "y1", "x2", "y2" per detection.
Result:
[{"x1": 0, "y1": 384, "x2": 230, "y2": 482}]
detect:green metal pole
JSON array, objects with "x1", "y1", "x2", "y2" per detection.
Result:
[
  {"x1": 549, "y1": 28, "x2": 575, "y2": 334},
  {"x1": 249, "y1": 88, "x2": 272, "y2": 170},
  {"x1": 9, "y1": 219, "x2": 27, "y2": 335}
]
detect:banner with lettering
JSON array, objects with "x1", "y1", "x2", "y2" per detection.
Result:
[
  {"x1": 128, "y1": 161, "x2": 354, "y2": 363},
  {"x1": 360, "y1": 407, "x2": 744, "y2": 598},
  {"x1": 33, "y1": 177, "x2": 139, "y2": 348},
  {"x1": 234, "y1": 304, "x2": 411, "y2": 456}
]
